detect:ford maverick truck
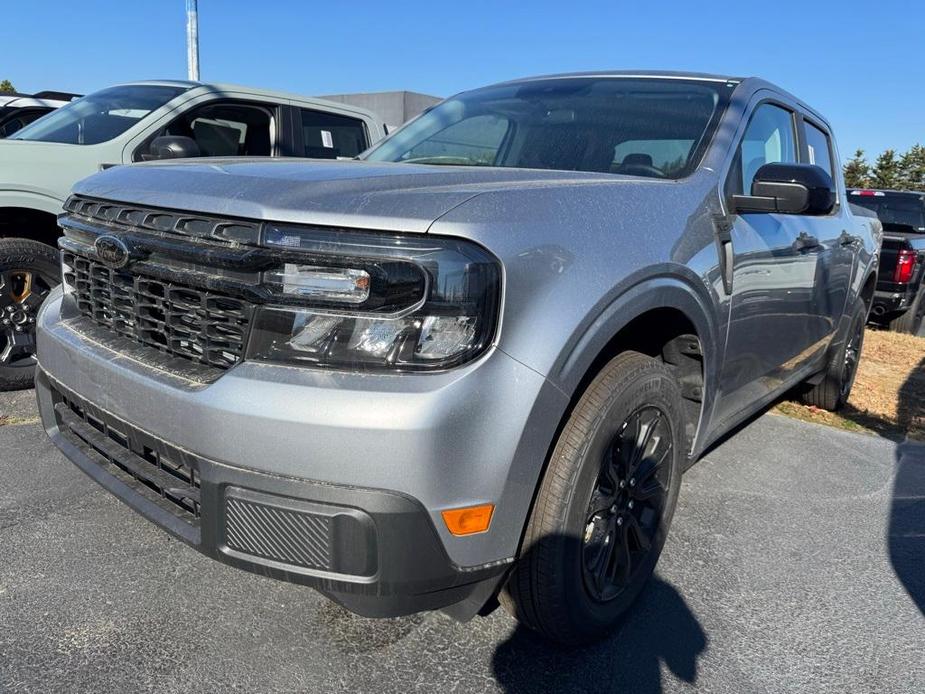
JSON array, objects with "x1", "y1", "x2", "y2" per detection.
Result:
[
  {"x1": 35, "y1": 72, "x2": 878, "y2": 644},
  {"x1": 0, "y1": 80, "x2": 385, "y2": 389}
]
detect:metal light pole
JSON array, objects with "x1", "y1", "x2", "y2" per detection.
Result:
[{"x1": 186, "y1": 0, "x2": 200, "y2": 81}]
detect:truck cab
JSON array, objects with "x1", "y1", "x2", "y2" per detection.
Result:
[{"x1": 0, "y1": 80, "x2": 386, "y2": 389}]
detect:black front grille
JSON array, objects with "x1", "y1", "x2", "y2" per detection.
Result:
[
  {"x1": 52, "y1": 387, "x2": 202, "y2": 531},
  {"x1": 63, "y1": 251, "x2": 250, "y2": 370}
]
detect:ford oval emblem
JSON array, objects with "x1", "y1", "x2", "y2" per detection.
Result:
[{"x1": 94, "y1": 235, "x2": 131, "y2": 269}]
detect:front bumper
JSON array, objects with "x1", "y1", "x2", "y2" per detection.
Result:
[{"x1": 36, "y1": 290, "x2": 567, "y2": 618}]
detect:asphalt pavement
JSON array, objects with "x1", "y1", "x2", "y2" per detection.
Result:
[{"x1": 0, "y1": 391, "x2": 922, "y2": 693}]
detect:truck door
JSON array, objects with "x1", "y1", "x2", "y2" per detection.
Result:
[
  {"x1": 797, "y1": 117, "x2": 853, "y2": 343},
  {"x1": 715, "y1": 101, "x2": 822, "y2": 423}
]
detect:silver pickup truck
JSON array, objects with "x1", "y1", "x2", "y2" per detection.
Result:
[
  {"x1": 35, "y1": 71, "x2": 879, "y2": 645},
  {"x1": 0, "y1": 80, "x2": 385, "y2": 389}
]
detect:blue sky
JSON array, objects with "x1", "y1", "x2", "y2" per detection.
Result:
[{"x1": 3, "y1": 1, "x2": 923, "y2": 160}]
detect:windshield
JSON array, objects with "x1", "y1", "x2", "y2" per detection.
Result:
[
  {"x1": 850, "y1": 193, "x2": 925, "y2": 231},
  {"x1": 11, "y1": 84, "x2": 189, "y2": 145},
  {"x1": 364, "y1": 78, "x2": 731, "y2": 178}
]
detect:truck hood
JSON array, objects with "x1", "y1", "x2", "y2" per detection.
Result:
[
  {"x1": 0, "y1": 139, "x2": 105, "y2": 203},
  {"x1": 72, "y1": 158, "x2": 633, "y2": 233}
]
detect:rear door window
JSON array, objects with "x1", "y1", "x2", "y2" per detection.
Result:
[
  {"x1": 803, "y1": 121, "x2": 834, "y2": 179},
  {"x1": 301, "y1": 109, "x2": 368, "y2": 159}
]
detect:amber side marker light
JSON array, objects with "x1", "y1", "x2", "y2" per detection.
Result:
[{"x1": 442, "y1": 504, "x2": 494, "y2": 536}]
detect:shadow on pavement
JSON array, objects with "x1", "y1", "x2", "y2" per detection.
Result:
[
  {"x1": 891, "y1": 356, "x2": 925, "y2": 614},
  {"x1": 492, "y1": 576, "x2": 706, "y2": 694}
]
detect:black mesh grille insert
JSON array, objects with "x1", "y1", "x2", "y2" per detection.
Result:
[
  {"x1": 63, "y1": 251, "x2": 250, "y2": 369},
  {"x1": 225, "y1": 495, "x2": 333, "y2": 571}
]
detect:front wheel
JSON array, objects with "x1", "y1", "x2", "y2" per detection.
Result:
[
  {"x1": 0, "y1": 238, "x2": 60, "y2": 391},
  {"x1": 500, "y1": 351, "x2": 684, "y2": 644}
]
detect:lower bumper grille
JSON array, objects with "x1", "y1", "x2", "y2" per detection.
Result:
[
  {"x1": 62, "y1": 251, "x2": 250, "y2": 370},
  {"x1": 52, "y1": 387, "x2": 202, "y2": 529},
  {"x1": 225, "y1": 492, "x2": 333, "y2": 571}
]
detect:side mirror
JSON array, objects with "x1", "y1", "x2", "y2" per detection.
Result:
[
  {"x1": 732, "y1": 162, "x2": 836, "y2": 216},
  {"x1": 148, "y1": 135, "x2": 201, "y2": 160}
]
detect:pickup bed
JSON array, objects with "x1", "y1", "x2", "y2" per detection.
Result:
[{"x1": 849, "y1": 189, "x2": 925, "y2": 333}]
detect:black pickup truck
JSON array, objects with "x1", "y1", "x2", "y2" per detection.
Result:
[{"x1": 849, "y1": 189, "x2": 925, "y2": 334}]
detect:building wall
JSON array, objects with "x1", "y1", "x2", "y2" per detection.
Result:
[{"x1": 320, "y1": 91, "x2": 441, "y2": 131}]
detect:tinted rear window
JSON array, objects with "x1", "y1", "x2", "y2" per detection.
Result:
[{"x1": 849, "y1": 192, "x2": 925, "y2": 231}]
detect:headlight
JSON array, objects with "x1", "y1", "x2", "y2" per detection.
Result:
[{"x1": 245, "y1": 225, "x2": 501, "y2": 371}]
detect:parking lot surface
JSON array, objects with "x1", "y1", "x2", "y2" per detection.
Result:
[{"x1": 1, "y1": 392, "x2": 922, "y2": 693}]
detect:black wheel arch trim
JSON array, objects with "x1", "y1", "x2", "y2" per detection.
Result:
[{"x1": 552, "y1": 265, "x2": 720, "y2": 450}]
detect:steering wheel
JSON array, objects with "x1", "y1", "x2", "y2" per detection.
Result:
[{"x1": 616, "y1": 163, "x2": 667, "y2": 179}]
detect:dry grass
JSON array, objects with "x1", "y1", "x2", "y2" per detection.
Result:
[{"x1": 774, "y1": 328, "x2": 925, "y2": 441}]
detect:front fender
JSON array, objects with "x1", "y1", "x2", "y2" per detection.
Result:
[
  {"x1": 541, "y1": 269, "x2": 722, "y2": 458},
  {"x1": 553, "y1": 272, "x2": 719, "y2": 394}
]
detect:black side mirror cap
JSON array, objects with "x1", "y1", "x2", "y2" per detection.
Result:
[
  {"x1": 732, "y1": 162, "x2": 836, "y2": 216},
  {"x1": 148, "y1": 135, "x2": 201, "y2": 160}
]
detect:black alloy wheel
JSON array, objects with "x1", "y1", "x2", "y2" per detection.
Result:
[
  {"x1": 0, "y1": 268, "x2": 54, "y2": 369},
  {"x1": 0, "y1": 238, "x2": 62, "y2": 391},
  {"x1": 839, "y1": 308, "x2": 865, "y2": 402},
  {"x1": 581, "y1": 405, "x2": 674, "y2": 602}
]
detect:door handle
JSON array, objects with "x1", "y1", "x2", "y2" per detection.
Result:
[
  {"x1": 839, "y1": 232, "x2": 857, "y2": 247},
  {"x1": 793, "y1": 232, "x2": 821, "y2": 252}
]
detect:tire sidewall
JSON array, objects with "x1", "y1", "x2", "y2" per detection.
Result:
[
  {"x1": 556, "y1": 359, "x2": 684, "y2": 638},
  {"x1": 837, "y1": 301, "x2": 866, "y2": 405}
]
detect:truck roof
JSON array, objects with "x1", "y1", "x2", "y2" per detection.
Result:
[
  {"x1": 486, "y1": 71, "x2": 831, "y2": 134},
  {"x1": 100, "y1": 80, "x2": 383, "y2": 123},
  {"x1": 496, "y1": 70, "x2": 744, "y2": 85}
]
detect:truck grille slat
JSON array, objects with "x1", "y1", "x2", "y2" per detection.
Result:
[
  {"x1": 63, "y1": 251, "x2": 250, "y2": 370},
  {"x1": 52, "y1": 394, "x2": 202, "y2": 530},
  {"x1": 63, "y1": 195, "x2": 261, "y2": 244}
]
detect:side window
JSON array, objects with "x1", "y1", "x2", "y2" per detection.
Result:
[
  {"x1": 301, "y1": 109, "x2": 368, "y2": 159},
  {"x1": 136, "y1": 102, "x2": 273, "y2": 160},
  {"x1": 727, "y1": 103, "x2": 798, "y2": 196},
  {"x1": 803, "y1": 121, "x2": 834, "y2": 178},
  {"x1": 0, "y1": 108, "x2": 51, "y2": 138}
]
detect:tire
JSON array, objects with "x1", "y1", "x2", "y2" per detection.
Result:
[
  {"x1": 0, "y1": 238, "x2": 61, "y2": 391},
  {"x1": 500, "y1": 351, "x2": 684, "y2": 645},
  {"x1": 887, "y1": 288, "x2": 924, "y2": 335},
  {"x1": 800, "y1": 299, "x2": 866, "y2": 411}
]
